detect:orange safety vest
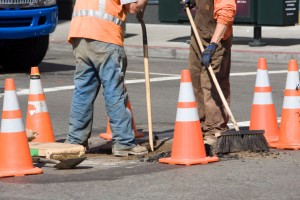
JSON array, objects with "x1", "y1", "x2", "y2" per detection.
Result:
[{"x1": 68, "y1": 0, "x2": 126, "y2": 46}]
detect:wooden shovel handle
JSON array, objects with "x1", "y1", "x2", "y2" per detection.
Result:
[{"x1": 137, "y1": 5, "x2": 154, "y2": 151}]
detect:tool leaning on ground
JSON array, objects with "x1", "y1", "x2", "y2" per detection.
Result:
[
  {"x1": 184, "y1": 5, "x2": 269, "y2": 154},
  {"x1": 28, "y1": 139, "x2": 86, "y2": 169},
  {"x1": 29, "y1": 142, "x2": 86, "y2": 169},
  {"x1": 32, "y1": 156, "x2": 87, "y2": 170},
  {"x1": 136, "y1": 5, "x2": 154, "y2": 152}
]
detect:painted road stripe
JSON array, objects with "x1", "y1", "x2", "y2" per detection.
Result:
[
  {"x1": 228, "y1": 117, "x2": 281, "y2": 128},
  {"x1": 126, "y1": 71, "x2": 179, "y2": 76},
  {"x1": 0, "y1": 70, "x2": 291, "y2": 97},
  {"x1": 9, "y1": 76, "x2": 181, "y2": 96}
]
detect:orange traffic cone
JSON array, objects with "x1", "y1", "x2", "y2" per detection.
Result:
[
  {"x1": 26, "y1": 67, "x2": 55, "y2": 142},
  {"x1": 159, "y1": 70, "x2": 219, "y2": 165},
  {"x1": 272, "y1": 59, "x2": 300, "y2": 150},
  {"x1": 99, "y1": 99, "x2": 144, "y2": 140},
  {"x1": 0, "y1": 78, "x2": 43, "y2": 178},
  {"x1": 249, "y1": 58, "x2": 279, "y2": 145}
]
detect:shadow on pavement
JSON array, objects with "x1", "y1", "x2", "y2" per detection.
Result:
[
  {"x1": 39, "y1": 62, "x2": 75, "y2": 73},
  {"x1": 124, "y1": 33, "x2": 138, "y2": 39},
  {"x1": 0, "y1": 62, "x2": 74, "y2": 74},
  {"x1": 168, "y1": 35, "x2": 300, "y2": 47},
  {"x1": 233, "y1": 37, "x2": 300, "y2": 46}
]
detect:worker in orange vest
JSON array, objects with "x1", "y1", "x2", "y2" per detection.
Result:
[{"x1": 66, "y1": 0, "x2": 148, "y2": 156}]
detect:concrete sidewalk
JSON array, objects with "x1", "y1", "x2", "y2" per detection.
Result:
[{"x1": 49, "y1": 20, "x2": 300, "y2": 64}]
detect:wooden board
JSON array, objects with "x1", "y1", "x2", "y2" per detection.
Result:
[{"x1": 29, "y1": 142, "x2": 85, "y2": 160}]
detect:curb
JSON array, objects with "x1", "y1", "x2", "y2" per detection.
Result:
[
  {"x1": 49, "y1": 42, "x2": 300, "y2": 64},
  {"x1": 232, "y1": 50, "x2": 300, "y2": 64}
]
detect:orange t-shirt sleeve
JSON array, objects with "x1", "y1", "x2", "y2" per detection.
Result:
[{"x1": 214, "y1": 0, "x2": 236, "y2": 25}]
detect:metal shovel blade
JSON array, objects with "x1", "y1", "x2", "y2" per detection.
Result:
[
  {"x1": 53, "y1": 157, "x2": 87, "y2": 169},
  {"x1": 33, "y1": 157, "x2": 87, "y2": 169}
]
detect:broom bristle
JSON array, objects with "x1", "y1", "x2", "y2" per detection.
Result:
[
  {"x1": 215, "y1": 130, "x2": 269, "y2": 154},
  {"x1": 243, "y1": 133, "x2": 269, "y2": 152},
  {"x1": 215, "y1": 133, "x2": 243, "y2": 154}
]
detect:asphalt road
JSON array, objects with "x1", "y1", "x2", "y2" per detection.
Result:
[{"x1": 0, "y1": 49, "x2": 300, "y2": 200}]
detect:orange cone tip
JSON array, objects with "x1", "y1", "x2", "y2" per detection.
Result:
[
  {"x1": 31, "y1": 66, "x2": 40, "y2": 76},
  {"x1": 4, "y1": 78, "x2": 16, "y2": 91}
]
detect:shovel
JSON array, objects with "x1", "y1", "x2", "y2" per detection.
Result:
[
  {"x1": 136, "y1": 4, "x2": 154, "y2": 152},
  {"x1": 32, "y1": 156, "x2": 87, "y2": 169}
]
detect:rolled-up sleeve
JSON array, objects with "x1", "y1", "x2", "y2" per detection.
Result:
[{"x1": 214, "y1": 0, "x2": 236, "y2": 25}]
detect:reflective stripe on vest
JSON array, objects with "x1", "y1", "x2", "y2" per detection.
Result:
[{"x1": 72, "y1": 0, "x2": 124, "y2": 26}]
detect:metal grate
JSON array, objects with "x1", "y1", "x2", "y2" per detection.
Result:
[
  {"x1": 0, "y1": 0, "x2": 39, "y2": 4},
  {"x1": 0, "y1": 17, "x2": 32, "y2": 27},
  {"x1": 0, "y1": 0, "x2": 42, "y2": 8}
]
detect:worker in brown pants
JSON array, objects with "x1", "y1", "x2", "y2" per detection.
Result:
[{"x1": 184, "y1": 0, "x2": 236, "y2": 146}]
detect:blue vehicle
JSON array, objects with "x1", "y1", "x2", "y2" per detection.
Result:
[{"x1": 0, "y1": 0, "x2": 58, "y2": 70}]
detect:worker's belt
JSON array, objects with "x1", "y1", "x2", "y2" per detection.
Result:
[{"x1": 72, "y1": 10, "x2": 124, "y2": 26}]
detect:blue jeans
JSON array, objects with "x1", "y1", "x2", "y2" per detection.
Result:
[{"x1": 67, "y1": 38, "x2": 135, "y2": 150}]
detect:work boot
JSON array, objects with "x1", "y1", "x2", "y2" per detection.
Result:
[
  {"x1": 204, "y1": 135, "x2": 217, "y2": 156},
  {"x1": 204, "y1": 135, "x2": 217, "y2": 145},
  {"x1": 64, "y1": 139, "x2": 89, "y2": 153},
  {"x1": 112, "y1": 145, "x2": 148, "y2": 157}
]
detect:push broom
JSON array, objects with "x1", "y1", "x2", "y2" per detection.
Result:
[{"x1": 184, "y1": 5, "x2": 269, "y2": 154}]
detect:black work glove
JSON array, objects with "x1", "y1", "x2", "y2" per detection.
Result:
[
  {"x1": 180, "y1": 0, "x2": 196, "y2": 9},
  {"x1": 201, "y1": 42, "x2": 218, "y2": 69}
]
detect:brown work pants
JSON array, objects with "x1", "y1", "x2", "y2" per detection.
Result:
[{"x1": 188, "y1": 35, "x2": 232, "y2": 136}]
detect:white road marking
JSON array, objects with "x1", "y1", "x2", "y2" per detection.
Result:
[
  {"x1": 125, "y1": 76, "x2": 180, "y2": 84},
  {"x1": 10, "y1": 76, "x2": 181, "y2": 97},
  {"x1": 0, "y1": 70, "x2": 284, "y2": 128},
  {"x1": 230, "y1": 70, "x2": 288, "y2": 77},
  {"x1": 0, "y1": 70, "x2": 288, "y2": 97},
  {"x1": 126, "y1": 71, "x2": 179, "y2": 76},
  {"x1": 228, "y1": 117, "x2": 281, "y2": 129}
]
